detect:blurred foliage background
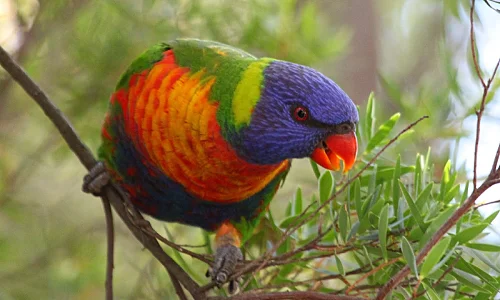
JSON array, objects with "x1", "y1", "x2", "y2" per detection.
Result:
[{"x1": 1, "y1": 0, "x2": 499, "y2": 299}]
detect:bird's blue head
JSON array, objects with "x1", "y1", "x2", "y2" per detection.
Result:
[{"x1": 235, "y1": 60, "x2": 359, "y2": 172}]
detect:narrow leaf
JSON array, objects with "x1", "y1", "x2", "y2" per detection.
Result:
[
  {"x1": 335, "y1": 255, "x2": 345, "y2": 276},
  {"x1": 309, "y1": 159, "x2": 321, "y2": 179},
  {"x1": 319, "y1": 171, "x2": 334, "y2": 203},
  {"x1": 420, "y1": 236, "x2": 451, "y2": 278},
  {"x1": 454, "y1": 224, "x2": 489, "y2": 244},
  {"x1": 339, "y1": 205, "x2": 348, "y2": 242},
  {"x1": 415, "y1": 183, "x2": 434, "y2": 212},
  {"x1": 364, "y1": 112, "x2": 400, "y2": 153},
  {"x1": 294, "y1": 187, "x2": 303, "y2": 216},
  {"x1": 466, "y1": 243, "x2": 500, "y2": 252},
  {"x1": 354, "y1": 179, "x2": 362, "y2": 217},
  {"x1": 378, "y1": 204, "x2": 389, "y2": 261},
  {"x1": 420, "y1": 205, "x2": 457, "y2": 247},
  {"x1": 439, "y1": 160, "x2": 451, "y2": 201},
  {"x1": 451, "y1": 270, "x2": 489, "y2": 293},
  {"x1": 399, "y1": 181, "x2": 426, "y2": 232},
  {"x1": 421, "y1": 281, "x2": 440, "y2": 300},
  {"x1": 414, "y1": 154, "x2": 422, "y2": 197},
  {"x1": 364, "y1": 92, "x2": 375, "y2": 141},
  {"x1": 401, "y1": 237, "x2": 418, "y2": 277}
]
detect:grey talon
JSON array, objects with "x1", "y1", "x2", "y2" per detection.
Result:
[
  {"x1": 210, "y1": 244, "x2": 243, "y2": 288},
  {"x1": 216, "y1": 273, "x2": 227, "y2": 284},
  {"x1": 82, "y1": 162, "x2": 111, "y2": 195}
]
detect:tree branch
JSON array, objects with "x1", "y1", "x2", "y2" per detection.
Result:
[{"x1": 208, "y1": 291, "x2": 365, "y2": 300}]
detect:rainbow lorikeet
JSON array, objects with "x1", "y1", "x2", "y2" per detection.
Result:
[{"x1": 83, "y1": 38, "x2": 358, "y2": 286}]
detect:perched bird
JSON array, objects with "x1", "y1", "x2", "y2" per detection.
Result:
[{"x1": 83, "y1": 38, "x2": 358, "y2": 287}]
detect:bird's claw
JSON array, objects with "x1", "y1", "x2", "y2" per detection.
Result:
[
  {"x1": 208, "y1": 244, "x2": 242, "y2": 293},
  {"x1": 206, "y1": 271, "x2": 240, "y2": 294},
  {"x1": 82, "y1": 161, "x2": 111, "y2": 196}
]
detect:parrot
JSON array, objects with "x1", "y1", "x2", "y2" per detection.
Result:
[{"x1": 82, "y1": 38, "x2": 359, "y2": 287}]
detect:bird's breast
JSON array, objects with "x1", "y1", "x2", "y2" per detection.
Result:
[{"x1": 106, "y1": 50, "x2": 289, "y2": 203}]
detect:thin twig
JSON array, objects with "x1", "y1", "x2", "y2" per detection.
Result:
[
  {"x1": 470, "y1": 0, "x2": 485, "y2": 89},
  {"x1": 208, "y1": 291, "x2": 365, "y2": 300},
  {"x1": 474, "y1": 199, "x2": 500, "y2": 209},
  {"x1": 168, "y1": 270, "x2": 189, "y2": 300},
  {"x1": 142, "y1": 225, "x2": 212, "y2": 263},
  {"x1": 492, "y1": 143, "x2": 500, "y2": 175},
  {"x1": 102, "y1": 200, "x2": 114, "y2": 300}
]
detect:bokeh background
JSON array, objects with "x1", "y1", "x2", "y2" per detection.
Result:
[{"x1": 0, "y1": 0, "x2": 499, "y2": 298}]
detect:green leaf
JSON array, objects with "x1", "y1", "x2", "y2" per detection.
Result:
[
  {"x1": 277, "y1": 263, "x2": 296, "y2": 279},
  {"x1": 415, "y1": 182, "x2": 434, "y2": 212},
  {"x1": 414, "y1": 154, "x2": 422, "y2": 197},
  {"x1": 363, "y1": 92, "x2": 375, "y2": 142},
  {"x1": 354, "y1": 179, "x2": 362, "y2": 217},
  {"x1": 335, "y1": 255, "x2": 345, "y2": 276},
  {"x1": 362, "y1": 246, "x2": 374, "y2": 269},
  {"x1": 347, "y1": 221, "x2": 360, "y2": 241},
  {"x1": 451, "y1": 270, "x2": 489, "y2": 293},
  {"x1": 428, "y1": 246, "x2": 455, "y2": 276},
  {"x1": 378, "y1": 204, "x2": 389, "y2": 261},
  {"x1": 339, "y1": 205, "x2": 348, "y2": 243},
  {"x1": 466, "y1": 248, "x2": 500, "y2": 274},
  {"x1": 294, "y1": 187, "x2": 303, "y2": 216},
  {"x1": 393, "y1": 156, "x2": 402, "y2": 229},
  {"x1": 277, "y1": 236, "x2": 292, "y2": 255},
  {"x1": 279, "y1": 212, "x2": 315, "y2": 229},
  {"x1": 455, "y1": 256, "x2": 500, "y2": 291},
  {"x1": 424, "y1": 147, "x2": 432, "y2": 174},
  {"x1": 454, "y1": 224, "x2": 489, "y2": 244},
  {"x1": 443, "y1": 184, "x2": 460, "y2": 204},
  {"x1": 420, "y1": 205, "x2": 457, "y2": 247},
  {"x1": 466, "y1": 243, "x2": 500, "y2": 252},
  {"x1": 319, "y1": 171, "x2": 334, "y2": 203},
  {"x1": 485, "y1": 210, "x2": 499, "y2": 224},
  {"x1": 421, "y1": 281, "x2": 440, "y2": 300},
  {"x1": 285, "y1": 201, "x2": 292, "y2": 217},
  {"x1": 420, "y1": 236, "x2": 451, "y2": 279},
  {"x1": 399, "y1": 181, "x2": 426, "y2": 232},
  {"x1": 309, "y1": 159, "x2": 321, "y2": 179},
  {"x1": 368, "y1": 164, "x2": 377, "y2": 194},
  {"x1": 439, "y1": 160, "x2": 451, "y2": 201},
  {"x1": 401, "y1": 237, "x2": 418, "y2": 277},
  {"x1": 359, "y1": 185, "x2": 382, "y2": 234},
  {"x1": 364, "y1": 112, "x2": 400, "y2": 154}
]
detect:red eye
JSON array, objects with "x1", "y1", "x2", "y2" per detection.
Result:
[{"x1": 294, "y1": 106, "x2": 308, "y2": 121}]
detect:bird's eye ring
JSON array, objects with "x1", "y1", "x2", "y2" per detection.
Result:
[{"x1": 293, "y1": 106, "x2": 309, "y2": 122}]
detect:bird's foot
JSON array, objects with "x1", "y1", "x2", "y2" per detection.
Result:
[
  {"x1": 208, "y1": 223, "x2": 243, "y2": 293},
  {"x1": 82, "y1": 161, "x2": 111, "y2": 196}
]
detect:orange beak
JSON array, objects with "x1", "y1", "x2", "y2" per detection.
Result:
[{"x1": 310, "y1": 132, "x2": 358, "y2": 173}]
